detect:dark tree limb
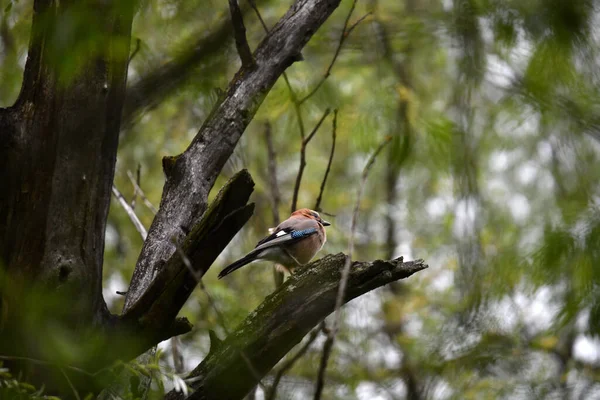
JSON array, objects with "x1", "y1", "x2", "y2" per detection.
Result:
[
  {"x1": 165, "y1": 254, "x2": 428, "y2": 400},
  {"x1": 122, "y1": 0, "x2": 344, "y2": 318},
  {"x1": 229, "y1": 0, "x2": 255, "y2": 68},
  {"x1": 121, "y1": 170, "x2": 254, "y2": 331}
]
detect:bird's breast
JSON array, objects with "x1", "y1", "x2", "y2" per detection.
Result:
[{"x1": 286, "y1": 233, "x2": 325, "y2": 265}]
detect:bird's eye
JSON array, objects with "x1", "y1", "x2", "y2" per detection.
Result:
[{"x1": 311, "y1": 211, "x2": 319, "y2": 218}]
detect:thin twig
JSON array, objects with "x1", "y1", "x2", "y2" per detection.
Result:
[
  {"x1": 264, "y1": 122, "x2": 284, "y2": 288},
  {"x1": 313, "y1": 136, "x2": 392, "y2": 400},
  {"x1": 298, "y1": 0, "x2": 370, "y2": 105},
  {"x1": 127, "y1": 170, "x2": 158, "y2": 215},
  {"x1": 229, "y1": 0, "x2": 255, "y2": 68},
  {"x1": 291, "y1": 109, "x2": 331, "y2": 213},
  {"x1": 314, "y1": 109, "x2": 337, "y2": 212},
  {"x1": 285, "y1": 74, "x2": 306, "y2": 140},
  {"x1": 112, "y1": 185, "x2": 148, "y2": 240},
  {"x1": 59, "y1": 368, "x2": 81, "y2": 400},
  {"x1": 130, "y1": 164, "x2": 141, "y2": 210},
  {"x1": 247, "y1": 0, "x2": 269, "y2": 31},
  {"x1": 128, "y1": 38, "x2": 141, "y2": 63},
  {"x1": 304, "y1": 110, "x2": 330, "y2": 144},
  {"x1": 266, "y1": 322, "x2": 323, "y2": 400},
  {"x1": 248, "y1": 1, "x2": 307, "y2": 143},
  {"x1": 346, "y1": 12, "x2": 371, "y2": 36},
  {"x1": 264, "y1": 122, "x2": 281, "y2": 226}
]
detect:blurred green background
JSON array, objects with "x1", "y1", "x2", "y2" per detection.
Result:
[{"x1": 2, "y1": 0, "x2": 600, "y2": 398}]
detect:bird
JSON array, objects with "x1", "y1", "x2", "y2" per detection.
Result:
[{"x1": 218, "y1": 208, "x2": 331, "y2": 279}]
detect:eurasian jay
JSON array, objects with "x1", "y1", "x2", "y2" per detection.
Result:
[{"x1": 218, "y1": 208, "x2": 331, "y2": 278}]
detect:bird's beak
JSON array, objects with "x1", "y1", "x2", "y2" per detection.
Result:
[{"x1": 322, "y1": 220, "x2": 331, "y2": 226}]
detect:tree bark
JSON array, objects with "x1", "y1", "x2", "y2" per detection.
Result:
[
  {"x1": 0, "y1": 1, "x2": 135, "y2": 395},
  {"x1": 0, "y1": 0, "x2": 134, "y2": 333},
  {"x1": 165, "y1": 255, "x2": 427, "y2": 400}
]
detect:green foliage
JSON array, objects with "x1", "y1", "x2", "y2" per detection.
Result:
[{"x1": 0, "y1": 364, "x2": 52, "y2": 400}]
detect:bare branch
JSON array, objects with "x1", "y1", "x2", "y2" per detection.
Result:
[
  {"x1": 247, "y1": 0, "x2": 269, "y2": 31},
  {"x1": 298, "y1": 0, "x2": 370, "y2": 105},
  {"x1": 314, "y1": 109, "x2": 337, "y2": 212},
  {"x1": 130, "y1": 164, "x2": 141, "y2": 210},
  {"x1": 291, "y1": 108, "x2": 331, "y2": 213},
  {"x1": 249, "y1": 2, "x2": 307, "y2": 146},
  {"x1": 164, "y1": 254, "x2": 427, "y2": 400},
  {"x1": 229, "y1": 0, "x2": 255, "y2": 68},
  {"x1": 112, "y1": 185, "x2": 148, "y2": 240},
  {"x1": 127, "y1": 170, "x2": 158, "y2": 215},
  {"x1": 313, "y1": 136, "x2": 392, "y2": 400}
]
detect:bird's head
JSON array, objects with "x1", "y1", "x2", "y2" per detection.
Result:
[{"x1": 292, "y1": 208, "x2": 331, "y2": 226}]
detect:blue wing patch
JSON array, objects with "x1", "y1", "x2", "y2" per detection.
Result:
[{"x1": 290, "y1": 228, "x2": 317, "y2": 239}]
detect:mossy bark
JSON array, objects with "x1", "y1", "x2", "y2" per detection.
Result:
[{"x1": 166, "y1": 255, "x2": 428, "y2": 400}]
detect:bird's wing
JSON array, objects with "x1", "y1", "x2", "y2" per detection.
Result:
[
  {"x1": 253, "y1": 218, "x2": 320, "y2": 252},
  {"x1": 255, "y1": 226, "x2": 293, "y2": 247},
  {"x1": 253, "y1": 227, "x2": 318, "y2": 253}
]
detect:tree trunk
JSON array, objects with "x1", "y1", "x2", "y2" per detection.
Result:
[{"x1": 0, "y1": 0, "x2": 134, "y2": 385}]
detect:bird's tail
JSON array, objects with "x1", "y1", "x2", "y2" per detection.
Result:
[{"x1": 218, "y1": 253, "x2": 256, "y2": 279}]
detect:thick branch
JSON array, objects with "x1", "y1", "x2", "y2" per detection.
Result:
[
  {"x1": 166, "y1": 254, "x2": 427, "y2": 400},
  {"x1": 122, "y1": 170, "x2": 255, "y2": 330},
  {"x1": 123, "y1": 0, "x2": 343, "y2": 316}
]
